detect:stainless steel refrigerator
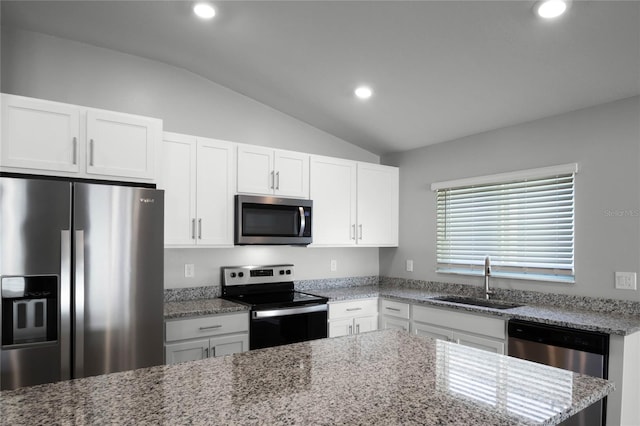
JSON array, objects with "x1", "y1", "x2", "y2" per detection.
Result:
[{"x1": 0, "y1": 177, "x2": 164, "y2": 390}]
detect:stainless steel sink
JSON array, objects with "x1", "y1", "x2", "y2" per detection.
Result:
[{"x1": 433, "y1": 295, "x2": 523, "y2": 310}]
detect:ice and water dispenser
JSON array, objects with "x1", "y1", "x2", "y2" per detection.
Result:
[
  {"x1": 1, "y1": 275, "x2": 62, "y2": 390},
  {"x1": 1, "y1": 276, "x2": 58, "y2": 347}
]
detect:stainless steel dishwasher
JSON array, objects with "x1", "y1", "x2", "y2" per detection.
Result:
[{"x1": 508, "y1": 319, "x2": 609, "y2": 426}]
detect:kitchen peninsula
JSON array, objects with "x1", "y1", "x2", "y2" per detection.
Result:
[{"x1": 0, "y1": 330, "x2": 612, "y2": 425}]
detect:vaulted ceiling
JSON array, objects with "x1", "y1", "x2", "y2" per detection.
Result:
[{"x1": 2, "y1": 1, "x2": 639, "y2": 155}]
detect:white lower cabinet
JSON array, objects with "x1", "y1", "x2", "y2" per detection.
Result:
[
  {"x1": 328, "y1": 298, "x2": 378, "y2": 338},
  {"x1": 164, "y1": 311, "x2": 249, "y2": 365},
  {"x1": 379, "y1": 299, "x2": 410, "y2": 332},
  {"x1": 411, "y1": 304, "x2": 506, "y2": 354}
]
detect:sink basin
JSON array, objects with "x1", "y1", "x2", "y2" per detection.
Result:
[{"x1": 433, "y1": 296, "x2": 523, "y2": 310}]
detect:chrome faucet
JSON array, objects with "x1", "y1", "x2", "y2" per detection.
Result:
[{"x1": 484, "y1": 256, "x2": 493, "y2": 300}]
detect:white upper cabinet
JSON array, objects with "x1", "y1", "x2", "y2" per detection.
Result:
[
  {"x1": 160, "y1": 132, "x2": 235, "y2": 247},
  {"x1": 1, "y1": 94, "x2": 161, "y2": 182},
  {"x1": 237, "y1": 145, "x2": 309, "y2": 198},
  {"x1": 310, "y1": 156, "x2": 399, "y2": 247},
  {"x1": 356, "y1": 162, "x2": 399, "y2": 246},
  {"x1": 1, "y1": 94, "x2": 81, "y2": 173},
  {"x1": 196, "y1": 138, "x2": 235, "y2": 246},
  {"x1": 310, "y1": 155, "x2": 357, "y2": 246},
  {"x1": 86, "y1": 109, "x2": 158, "y2": 180}
]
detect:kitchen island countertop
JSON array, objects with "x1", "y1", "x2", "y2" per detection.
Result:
[{"x1": 0, "y1": 329, "x2": 612, "y2": 425}]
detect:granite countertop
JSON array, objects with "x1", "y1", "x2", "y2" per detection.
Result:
[
  {"x1": 0, "y1": 330, "x2": 613, "y2": 425},
  {"x1": 309, "y1": 285, "x2": 640, "y2": 336},
  {"x1": 164, "y1": 298, "x2": 249, "y2": 319}
]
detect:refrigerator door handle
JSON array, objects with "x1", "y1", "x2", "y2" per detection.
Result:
[
  {"x1": 60, "y1": 230, "x2": 72, "y2": 381},
  {"x1": 74, "y1": 230, "x2": 85, "y2": 378}
]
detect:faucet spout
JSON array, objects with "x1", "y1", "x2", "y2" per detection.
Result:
[{"x1": 484, "y1": 256, "x2": 493, "y2": 300}]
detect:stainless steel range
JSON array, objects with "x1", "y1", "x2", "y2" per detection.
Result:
[{"x1": 221, "y1": 265, "x2": 328, "y2": 350}]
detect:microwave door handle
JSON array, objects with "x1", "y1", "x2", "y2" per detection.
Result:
[{"x1": 298, "y1": 206, "x2": 306, "y2": 237}]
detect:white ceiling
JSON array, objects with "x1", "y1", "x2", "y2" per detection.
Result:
[{"x1": 2, "y1": 1, "x2": 639, "y2": 155}]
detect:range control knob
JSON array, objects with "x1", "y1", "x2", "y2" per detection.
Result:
[
  {"x1": 279, "y1": 270, "x2": 285, "y2": 275},
  {"x1": 286, "y1": 269, "x2": 291, "y2": 275},
  {"x1": 230, "y1": 272, "x2": 236, "y2": 278},
  {"x1": 238, "y1": 272, "x2": 244, "y2": 278}
]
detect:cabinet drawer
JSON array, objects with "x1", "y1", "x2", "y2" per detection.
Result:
[
  {"x1": 329, "y1": 298, "x2": 378, "y2": 319},
  {"x1": 412, "y1": 304, "x2": 505, "y2": 340},
  {"x1": 165, "y1": 312, "x2": 249, "y2": 342},
  {"x1": 380, "y1": 299, "x2": 410, "y2": 319}
]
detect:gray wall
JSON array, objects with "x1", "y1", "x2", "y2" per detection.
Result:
[
  {"x1": 1, "y1": 28, "x2": 381, "y2": 287},
  {"x1": 381, "y1": 96, "x2": 640, "y2": 301}
]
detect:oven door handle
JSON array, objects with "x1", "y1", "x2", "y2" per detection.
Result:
[{"x1": 252, "y1": 304, "x2": 327, "y2": 319}]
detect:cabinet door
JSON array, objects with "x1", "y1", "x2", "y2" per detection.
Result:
[
  {"x1": 354, "y1": 315, "x2": 378, "y2": 334},
  {"x1": 328, "y1": 318, "x2": 354, "y2": 338},
  {"x1": 380, "y1": 316, "x2": 410, "y2": 332},
  {"x1": 210, "y1": 333, "x2": 249, "y2": 357},
  {"x1": 86, "y1": 109, "x2": 159, "y2": 180},
  {"x1": 356, "y1": 163, "x2": 399, "y2": 246},
  {"x1": 309, "y1": 156, "x2": 357, "y2": 246},
  {"x1": 165, "y1": 339, "x2": 209, "y2": 365},
  {"x1": 160, "y1": 133, "x2": 197, "y2": 246},
  {"x1": 1, "y1": 94, "x2": 80, "y2": 173},
  {"x1": 196, "y1": 138, "x2": 235, "y2": 246},
  {"x1": 274, "y1": 150, "x2": 309, "y2": 198},
  {"x1": 237, "y1": 145, "x2": 274, "y2": 195},
  {"x1": 453, "y1": 331, "x2": 505, "y2": 355},
  {"x1": 412, "y1": 322, "x2": 453, "y2": 342}
]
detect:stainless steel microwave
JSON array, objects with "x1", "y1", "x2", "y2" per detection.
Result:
[{"x1": 235, "y1": 195, "x2": 312, "y2": 245}]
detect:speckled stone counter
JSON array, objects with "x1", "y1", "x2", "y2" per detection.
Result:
[
  {"x1": 0, "y1": 330, "x2": 613, "y2": 425},
  {"x1": 310, "y1": 285, "x2": 640, "y2": 336},
  {"x1": 164, "y1": 298, "x2": 248, "y2": 319}
]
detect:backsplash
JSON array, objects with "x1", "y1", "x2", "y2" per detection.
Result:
[{"x1": 164, "y1": 276, "x2": 640, "y2": 316}]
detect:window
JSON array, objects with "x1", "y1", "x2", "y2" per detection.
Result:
[{"x1": 432, "y1": 164, "x2": 577, "y2": 283}]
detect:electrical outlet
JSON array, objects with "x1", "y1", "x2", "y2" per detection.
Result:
[
  {"x1": 615, "y1": 272, "x2": 637, "y2": 290},
  {"x1": 330, "y1": 259, "x2": 337, "y2": 272},
  {"x1": 184, "y1": 264, "x2": 195, "y2": 278},
  {"x1": 406, "y1": 259, "x2": 414, "y2": 272}
]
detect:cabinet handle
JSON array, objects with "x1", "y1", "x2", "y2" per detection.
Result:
[
  {"x1": 198, "y1": 219, "x2": 202, "y2": 239},
  {"x1": 348, "y1": 325, "x2": 353, "y2": 335},
  {"x1": 270, "y1": 171, "x2": 275, "y2": 189},
  {"x1": 205, "y1": 348, "x2": 209, "y2": 358},
  {"x1": 276, "y1": 171, "x2": 280, "y2": 190},
  {"x1": 358, "y1": 224, "x2": 363, "y2": 240},
  {"x1": 356, "y1": 324, "x2": 360, "y2": 334},
  {"x1": 72, "y1": 137, "x2": 78, "y2": 165},
  {"x1": 386, "y1": 307, "x2": 401, "y2": 312},
  {"x1": 191, "y1": 219, "x2": 196, "y2": 240},
  {"x1": 89, "y1": 139, "x2": 94, "y2": 166},
  {"x1": 212, "y1": 347, "x2": 216, "y2": 357},
  {"x1": 351, "y1": 224, "x2": 356, "y2": 240},
  {"x1": 346, "y1": 307, "x2": 362, "y2": 312},
  {"x1": 199, "y1": 325, "x2": 222, "y2": 330}
]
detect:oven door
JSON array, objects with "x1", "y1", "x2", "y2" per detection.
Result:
[
  {"x1": 250, "y1": 304, "x2": 327, "y2": 350},
  {"x1": 235, "y1": 195, "x2": 312, "y2": 245}
]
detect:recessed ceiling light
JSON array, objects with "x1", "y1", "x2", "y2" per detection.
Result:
[
  {"x1": 354, "y1": 86, "x2": 373, "y2": 100},
  {"x1": 193, "y1": 3, "x2": 216, "y2": 20},
  {"x1": 534, "y1": 0, "x2": 570, "y2": 19}
]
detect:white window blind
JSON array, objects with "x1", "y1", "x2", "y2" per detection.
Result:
[{"x1": 434, "y1": 164, "x2": 576, "y2": 283}]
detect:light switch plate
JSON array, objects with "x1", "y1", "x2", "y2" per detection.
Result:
[
  {"x1": 330, "y1": 259, "x2": 337, "y2": 272},
  {"x1": 615, "y1": 272, "x2": 637, "y2": 290}
]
